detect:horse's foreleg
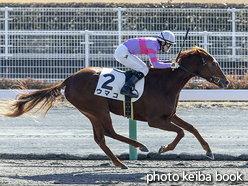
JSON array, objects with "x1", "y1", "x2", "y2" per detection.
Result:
[
  {"x1": 148, "y1": 118, "x2": 185, "y2": 153},
  {"x1": 171, "y1": 114, "x2": 214, "y2": 159}
]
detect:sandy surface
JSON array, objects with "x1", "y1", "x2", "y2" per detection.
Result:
[
  {"x1": 0, "y1": 100, "x2": 248, "y2": 157},
  {"x1": 0, "y1": 160, "x2": 247, "y2": 185},
  {"x1": 0, "y1": 101, "x2": 248, "y2": 185}
]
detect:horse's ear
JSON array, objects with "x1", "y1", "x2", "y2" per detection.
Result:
[
  {"x1": 177, "y1": 58, "x2": 182, "y2": 65},
  {"x1": 175, "y1": 53, "x2": 183, "y2": 64},
  {"x1": 148, "y1": 64, "x2": 154, "y2": 68}
]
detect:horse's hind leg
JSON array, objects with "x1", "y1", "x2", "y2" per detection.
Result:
[
  {"x1": 148, "y1": 118, "x2": 185, "y2": 154},
  {"x1": 99, "y1": 113, "x2": 149, "y2": 152},
  {"x1": 86, "y1": 114, "x2": 128, "y2": 169},
  {"x1": 171, "y1": 114, "x2": 214, "y2": 159}
]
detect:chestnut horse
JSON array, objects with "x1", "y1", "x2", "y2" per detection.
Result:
[{"x1": 2, "y1": 46, "x2": 229, "y2": 169}]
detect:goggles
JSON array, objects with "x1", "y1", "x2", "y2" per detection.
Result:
[
  {"x1": 159, "y1": 31, "x2": 173, "y2": 48},
  {"x1": 164, "y1": 42, "x2": 172, "y2": 48}
]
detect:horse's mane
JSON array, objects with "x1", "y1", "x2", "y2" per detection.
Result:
[
  {"x1": 177, "y1": 46, "x2": 209, "y2": 64},
  {"x1": 149, "y1": 46, "x2": 209, "y2": 71}
]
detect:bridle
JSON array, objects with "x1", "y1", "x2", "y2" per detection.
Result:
[{"x1": 179, "y1": 54, "x2": 221, "y2": 84}]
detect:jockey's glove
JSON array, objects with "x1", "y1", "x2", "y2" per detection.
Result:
[{"x1": 171, "y1": 62, "x2": 180, "y2": 69}]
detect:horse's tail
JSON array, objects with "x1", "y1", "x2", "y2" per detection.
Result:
[{"x1": 1, "y1": 78, "x2": 68, "y2": 118}]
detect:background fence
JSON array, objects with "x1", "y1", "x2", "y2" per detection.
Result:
[{"x1": 0, "y1": 7, "x2": 248, "y2": 82}]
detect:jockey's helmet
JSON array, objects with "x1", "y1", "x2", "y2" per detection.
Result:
[{"x1": 157, "y1": 31, "x2": 176, "y2": 44}]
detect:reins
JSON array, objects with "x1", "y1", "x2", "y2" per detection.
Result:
[
  {"x1": 179, "y1": 54, "x2": 221, "y2": 84},
  {"x1": 175, "y1": 28, "x2": 221, "y2": 84}
]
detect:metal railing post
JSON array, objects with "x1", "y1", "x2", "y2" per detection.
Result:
[
  {"x1": 113, "y1": 7, "x2": 126, "y2": 46},
  {"x1": 80, "y1": 30, "x2": 94, "y2": 68},
  {"x1": 0, "y1": 7, "x2": 13, "y2": 60},
  {"x1": 227, "y1": 8, "x2": 241, "y2": 61},
  {"x1": 4, "y1": 7, "x2": 8, "y2": 60},
  {"x1": 199, "y1": 31, "x2": 212, "y2": 51}
]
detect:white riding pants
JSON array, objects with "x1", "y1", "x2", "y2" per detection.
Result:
[{"x1": 114, "y1": 44, "x2": 149, "y2": 76}]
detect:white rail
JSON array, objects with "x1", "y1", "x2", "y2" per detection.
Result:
[
  {"x1": 0, "y1": 7, "x2": 248, "y2": 81},
  {"x1": 1, "y1": 89, "x2": 248, "y2": 101}
]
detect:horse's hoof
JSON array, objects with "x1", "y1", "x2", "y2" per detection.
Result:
[
  {"x1": 206, "y1": 152, "x2": 215, "y2": 160},
  {"x1": 158, "y1": 145, "x2": 167, "y2": 154},
  {"x1": 121, "y1": 165, "x2": 129, "y2": 169},
  {"x1": 140, "y1": 145, "x2": 149, "y2": 152}
]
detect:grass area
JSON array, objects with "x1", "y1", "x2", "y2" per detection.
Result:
[{"x1": 1, "y1": 74, "x2": 248, "y2": 90}]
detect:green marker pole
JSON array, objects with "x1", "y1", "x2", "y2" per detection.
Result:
[{"x1": 129, "y1": 118, "x2": 137, "y2": 160}]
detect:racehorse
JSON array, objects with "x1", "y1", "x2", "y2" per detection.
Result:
[{"x1": 1, "y1": 46, "x2": 229, "y2": 169}]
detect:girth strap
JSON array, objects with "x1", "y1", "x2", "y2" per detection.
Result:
[
  {"x1": 123, "y1": 97, "x2": 134, "y2": 120},
  {"x1": 122, "y1": 71, "x2": 135, "y2": 120}
]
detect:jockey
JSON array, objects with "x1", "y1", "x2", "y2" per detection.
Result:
[{"x1": 114, "y1": 30, "x2": 180, "y2": 98}]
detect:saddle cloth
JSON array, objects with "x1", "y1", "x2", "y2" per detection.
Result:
[{"x1": 94, "y1": 68, "x2": 144, "y2": 102}]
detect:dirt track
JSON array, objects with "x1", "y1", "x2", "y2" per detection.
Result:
[
  {"x1": 0, "y1": 160, "x2": 247, "y2": 185},
  {"x1": 0, "y1": 101, "x2": 247, "y2": 185}
]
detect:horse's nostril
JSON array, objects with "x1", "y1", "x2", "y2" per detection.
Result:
[{"x1": 225, "y1": 80, "x2": 230, "y2": 85}]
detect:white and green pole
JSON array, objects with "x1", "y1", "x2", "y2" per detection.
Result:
[{"x1": 129, "y1": 118, "x2": 137, "y2": 160}]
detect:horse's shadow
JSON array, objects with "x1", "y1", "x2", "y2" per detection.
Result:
[{"x1": 3, "y1": 170, "x2": 146, "y2": 185}]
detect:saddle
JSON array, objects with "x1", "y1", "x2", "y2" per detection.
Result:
[
  {"x1": 94, "y1": 68, "x2": 145, "y2": 119},
  {"x1": 116, "y1": 69, "x2": 135, "y2": 119}
]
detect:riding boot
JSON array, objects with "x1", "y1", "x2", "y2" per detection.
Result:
[{"x1": 120, "y1": 72, "x2": 144, "y2": 98}]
